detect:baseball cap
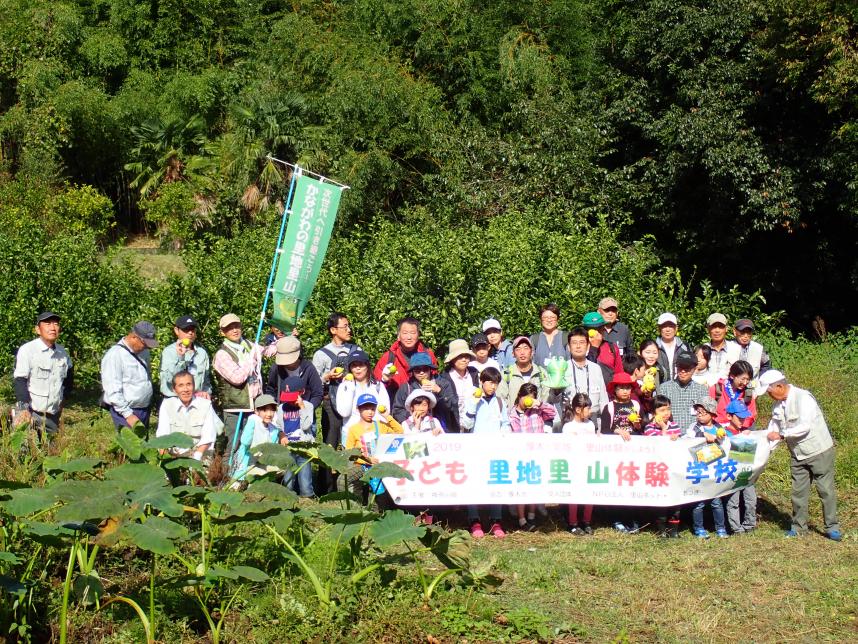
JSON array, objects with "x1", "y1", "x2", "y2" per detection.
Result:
[
  {"x1": 279, "y1": 376, "x2": 304, "y2": 403},
  {"x1": 693, "y1": 397, "x2": 718, "y2": 414},
  {"x1": 356, "y1": 393, "x2": 378, "y2": 408},
  {"x1": 512, "y1": 335, "x2": 533, "y2": 349},
  {"x1": 582, "y1": 312, "x2": 606, "y2": 328},
  {"x1": 471, "y1": 332, "x2": 489, "y2": 348},
  {"x1": 132, "y1": 321, "x2": 158, "y2": 348},
  {"x1": 707, "y1": 313, "x2": 728, "y2": 327},
  {"x1": 275, "y1": 336, "x2": 301, "y2": 366},
  {"x1": 175, "y1": 315, "x2": 198, "y2": 329},
  {"x1": 36, "y1": 311, "x2": 61, "y2": 324},
  {"x1": 219, "y1": 313, "x2": 241, "y2": 329},
  {"x1": 345, "y1": 349, "x2": 371, "y2": 369},
  {"x1": 408, "y1": 352, "x2": 435, "y2": 371},
  {"x1": 598, "y1": 297, "x2": 618, "y2": 310},
  {"x1": 675, "y1": 351, "x2": 698, "y2": 369},
  {"x1": 254, "y1": 394, "x2": 277, "y2": 409},
  {"x1": 758, "y1": 369, "x2": 786, "y2": 388},
  {"x1": 482, "y1": 318, "x2": 502, "y2": 332},
  {"x1": 734, "y1": 318, "x2": 754, "y2": 331},
  {"x1": 657, "y1": 312, "x2": 678, "y2": 326},
  {"x1": 725, "y1": 400, "x2": 751, "y2": 419}
]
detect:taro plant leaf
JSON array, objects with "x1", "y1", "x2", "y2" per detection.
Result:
[
  {"x1": 105, "y1": 463, "x2": 167, "y2": 489},
  {"x1": 0, "y1": 479, "x2": 30, "y2": 490},
  {"x1": 211, "y1": 501, "x2": 289, "y2": 522},
  {"x1": 160, "y1": 574, "x2": 208, "y2": 589},
  {"x1": 232, "y1": 565, "x2": 269, "y2": 582},
  {"x1": 254, "y1": 443, "x2": 296, "y2": 469},
  {"x1": 55, "y1": 491, "x2": 127, "y2": 523},
  {"x1": 42, "y1": 457, "x2": 101, "y2": 474},
  {"x1": 286, "y1": 442, "x2": 319, "y2": 460},
  {"x1": 144, "y1": 433, "x2": 196, "y2": 451},
  {"x1": 328, "y1": 522, "x2": 363, "y2": 544},
  {"x1": 121, "y1": 516, "x2": 188, "y2": 555},
  {"x1": 318, "y1": 491, "x2": 362, "y2": 504},
  {"x1": 73, "y1": 573, "x2": 104, "y2": 606},
  {"x1": 261, "y1": 510, "x2": 293, "y2": 532},
  {"x1": 21, "y1": 522, "x2": 76, "y2": 546},
  {"x1": 52, "y1": 479, "x2": 124, "y2": 502},
  {"x1": 207, "y1": 565, "x2": 239, "y2": 580},
  {"x1": 161, "y1": 457, "x2": 206, "y2": 472},
  {"x1": 247, "y1": 480, "x2": 298, "y2": 501},
  {"x1": 0, "y1": 552, "x2": 20, "y2": 564},
  {"x1": 317, "y1": 509, "x2": 379, "y2": 525},
  {"x1": 421, "y1": 527, "x2": 472, "y2": 570},
  {"x1": 0, "y1": 575, "x2": 26, "y2": 595},
  {"x1": 206, "y1": 491, "x2": 244, "y2": 506},
  {"x1": 171, "y1": 485, "x2": 208, "y2": 501},
  {"x1": 368, "y1": 510, "x2": 427, "y2": 547},
  {"x1": 129, "y1": 481, "x2": 184, "y2": 517},
  {"x1": 116, "y1": 427, "x2": 144, "y2": 461},
  {"x1": 317, "y1": 444, "x2": 359, "y2": 473},
  {"x1": 360, "y1": 462, "x2": 414, "y2": 483},
  {"x1": 1, "y1": 487, "x2": 55, "y2": 516}
]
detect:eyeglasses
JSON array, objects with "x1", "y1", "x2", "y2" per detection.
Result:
[
  {"x1": 334, "y1": 324, "x2": 352, "y2": 330},
  {"x1": 602, "y1": 307, "x2": 618, "y2": 313}
]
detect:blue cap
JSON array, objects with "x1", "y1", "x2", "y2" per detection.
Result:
[
  {"x1": 356, "y1": 393, "x2": 378, "y2": 407},
  {"x1": 726, "y1": 400, "x2": 751, "y2": 419},
  {"x1": 345, "y1": 349, "x2": 371, "y2": 369},
  {"x1": 408, "y1": 352, "x2": 435, "y2": 371}
]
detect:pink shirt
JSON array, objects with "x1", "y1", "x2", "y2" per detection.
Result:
[{"x1": 510, "y1": 403, "x2": 556, "y2": 433}]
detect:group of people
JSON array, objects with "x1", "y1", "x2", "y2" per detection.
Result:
[{"x1": 11, "y1": 300, "x2": 841, "y2": 542}]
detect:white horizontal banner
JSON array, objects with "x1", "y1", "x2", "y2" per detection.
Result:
[{"x1": 375, "y1": 432, "x2": 772, "y2": 507}]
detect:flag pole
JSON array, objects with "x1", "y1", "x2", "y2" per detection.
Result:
[{"x1": 227, "y1": 165, "x2": 301, "y2": 466}]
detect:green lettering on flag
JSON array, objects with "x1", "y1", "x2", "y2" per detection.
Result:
[{"x1": 272, "y1": 174, "x2": 342, "y2": 329}]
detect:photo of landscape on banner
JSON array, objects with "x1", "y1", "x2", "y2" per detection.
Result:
[{"x1": 375, "y1": 432, "x2": 773, "y2": 506}]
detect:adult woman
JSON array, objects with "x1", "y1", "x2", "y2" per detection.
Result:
[{"x1": 529, "y1": 303, "x2": 569, "y2": 367}]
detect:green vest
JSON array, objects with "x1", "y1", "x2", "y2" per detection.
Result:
[{"x1": 215, "y1": 341, "x2": 253, "y2": 410}]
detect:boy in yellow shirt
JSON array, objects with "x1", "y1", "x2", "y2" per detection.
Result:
[{"x1": 344, "y1": 393, "x2": 403, "y2": 507}]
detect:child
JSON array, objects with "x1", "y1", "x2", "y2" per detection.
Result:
[
  {"x1": 335, "y1": 350, "x2": 390, "y2": 442},
  {"x1": 642, "y1": 395, "x2": 682, "y2": 438},
  {"x1": 274, "y1": 377, "x2": 316, "y2": 498},
  {"x1": 469, "y1": 333, "x2": 501, "y2": 374},
  {"x1": 344, "y1": 393, "x2": 404, "y2": 508},
  {"x1": 402, "y1": 390, "x2": 444, "y2": 435},
  {"x1": 463, "y1": 367, "x2": 508, "y2": 538},
  {"x1": 710, "y1": 360, "x2": 758, "y2": 430},
  {"x1": 233, "y1": 394, "x2": 288, "y2": 483},
  {"x1": 692, "y1": 344, "x2": 718, "y2": 387},
  {"x1": 562, "y1": 393, "x2": 595, "y2": 535},
  {"x1": 600, "y1": 372, "x2": 643, "y2": 441},
  {"x1": 510, "y1": 383, "x2": 556, "y2": 530},
  {"x1": 724, "y1": 400, "x2": 757, "y2": 534},
  {"x1": 392, "y1": 352, "x2": 458, "y2": 432},
  {"x1": 686, "y1": 397, "x2": 729, "y2": 538}
]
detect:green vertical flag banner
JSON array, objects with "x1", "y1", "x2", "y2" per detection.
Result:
[{"x1": 272, "y1": 174, "x2": 342, "y2": 329}]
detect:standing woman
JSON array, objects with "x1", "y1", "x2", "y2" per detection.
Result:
[{"x1": 530, "y1": 303, "x2": 569, "y2": 367}]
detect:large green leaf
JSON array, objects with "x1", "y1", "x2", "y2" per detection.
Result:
[
  {"x1": 231, "y1": 565, "x2": 269, "y2": 582},
  {"x1": 51, "y1": 479, "x2": 124, "y2": 502},
  {"x1": 55, "y1": 492, "x2": 126, "y2": 523},
  {"x1": 247, "y1": 480, "x2": 297, "y2": 501},
  {"x1": 115, "y1": 427, "x2": 144, "y2": 461},
  {"x1": 207, "y1": 565, "x2": 239, "y2": 580},
  {"x1": 317, "y1": 509, "x2": 379, "y2": 525},
  {"x1": 21, "y1": 522, "x2": 76, "y2": 546},
  {"x1": 42, "y1": 457, "x2": 101, "y2": 474},
  {"x1": 360, "y1": 461, "x2": 414, "y2": 483},
  {"x1": 368, "y1": 510, "x2": 426, "y2": 547},
  {"x1": 211, "y1": 501, "x2": 289, "y2": 522},
  {"x1": 317, "y1": 444, "x2": 359, "y2": 473},
  {"x1": 206, "y1": 490, "x2": 244, "y2": 506},
  {"x1": 318, "y1": 490, "x2": 362, "y2": 504},
  {"x1": 121, "y1": 516, "x2": 187, "y2": 555},
  {"x1": 73, "y1": 573, "x2": 104, "y2": 606},
  {"x1": 161, "y1": 457, "x2": 206, "y2": 472},
  {"x1": 145, "y1": 433, "x2": 196, "y2": 450},
  {"x1": 254, "y1": 443, "x2": 296, "y2": 469},
  {"x1": 129, "y1": 481, "x2": 184, "y2": 517},
  {"x1": 0, "y1": 575, "x2": 26, "y2": 595},
  {"x1": 1, "y1": 488, "x2": 54, "y2": 516},
  {"x1": 105, "y1": 463, "x2": 167, "y2": 489},
  {"x1": 0, "y1": 552, "x2": 20, "y2": 564}
]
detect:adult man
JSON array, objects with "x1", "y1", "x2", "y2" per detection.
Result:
[
  {"x1": 726, "y1": 318, "x2": 771, "y2": 381},
  {"x1": 482, "y1": 318, "x2": 514, "y2": 369},
  {"x1": 265, "y1": 336, "x2": 324, "y2": 412},
  {"x1": 497, "y1": 336, "x2": 548, "y2": 409},
  {"x1": 657, "y1": 351, "x2": 708, "y2": 429},
  {"x1": 761, "y1": 370, "x2": 841, "y2": 541},
  {"x1": 101, "y1": 321, "x2": 157, "y2": 430},
  {"x1": 155, "y1": 371, "x2": 222, "y2": 460},
  {"x1": 655, "y1": 313, "x2": 690, "y2": 381},
  {"x1": 13, "y1": 311, "x2": 73, "y2": 435},
  {"x1": 598, "y1": 297, "x2": 634, "y2": 356},
  {"x1": 705, "y1": 313, "x2": 730, "y2": 380},
  {"x1": 558, "y1": 327, "x2": 607, "y2": 430},
  {"x1": 160, "y1": 315, "x2": 212, "y2": 399},
  {"x1": 373, "y1": 317, "x2": 437, "y2": 397}
]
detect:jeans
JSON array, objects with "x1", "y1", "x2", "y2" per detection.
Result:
[
  {"x1": 110, "y1": 406, "x2": 151, "y2": 431},
  {"x1": 790, "y1": 447, "x2": 839, "y2": 533},
  {"x1": 316, "y1": 399, "x2": 343, "y2": 495},
  {"x1": 282, "y1": 455, "x2": 315, "y2": 497},
  {"x1": 726, "y1": 484, "x2": 757, "y2": 532},
  {"x1": 693, "y1": 496, "x2": 726, "y2": 532},
  {"x1": 467, "y1": 505, "x2": 503, "y2": 524}
]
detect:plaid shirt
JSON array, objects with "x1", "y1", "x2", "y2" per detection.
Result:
[
  {"x1": 657, "y1": 379, "x2": 709, "y2": 429},
  {"x1": 510, "y1": 403, "x2": 556, "y2": 433}
]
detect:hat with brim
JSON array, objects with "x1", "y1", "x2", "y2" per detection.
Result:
[
  {"x1": 707, "y1": 313, "x2": 728, "y2": 327},
  {"x1": 345, "y1": 349, "x2": 371, "y2": 370},
  {"x1": 408, "y1": 352, "x2": 435, "y2": 371},
  {"x1": 598, "y1": 297, "x2": 618, "y2": 310},
  {"x1": 607, "y1": 371, "x2": 635, "y2": 397},
  {"x1": 219, "y1": 313, "x2": 241, "y2": 329},
  {"x1": 693, "y1": 397, "x2": 718, "y2": 414},
  {"x1": 675, "y1": 351, "x2": 698, "y2": 370},
  {"x1": 657, "y1": 312, "x2": 678, "y2": 326},
  {"x1": 175, "y1": 315, "x2": 198, "y2": 330},
  {"x1": 471, "y1": 332, "x2": 489, "y2": 348},
  {"x1": 132, "y1": 321, "x2": 159, "y2": 348},
  {"x1": 279, "y1": 376, "x2": 304, "y2": 403},
  {"x1": 405, "y1": 389, "x2": 437, "y2": 409},
  {"x1": 275, "y1": 336, "x2": 301, "y2": 366},
  {"x1": 582, "y1": 312, "x2": 606, "y2": 329},
  {"x1": 482, "y1": 318, "x2": 502, "y2": 332},
  {"x1": 725, "y1": 400, "x2": 751, "y2": 419},
  {"x1": 356, "y1": 393, "x2": 378, "y2": 408},
  {"x1": 734, "y1": 318, "x2": 754, "y2": 331},
  {"x1": 512, "y1": 336, "x2": 532, "y2": 349},
  {"x1": 254, "y1": 394, "x2": 277, "y2": 409},
  {"x1": 758, "y1": 369, "x2": 786, "y2": 389},
  {"x1": 36, "y1": 311, "x2": 61, "y2": 324},
  {"x1": 444, "y1": 339, "x2": 475, "y2": 364}
]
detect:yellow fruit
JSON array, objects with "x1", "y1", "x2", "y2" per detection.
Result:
[
  {"x1": 389, "y1": 365, "x2": 397, "y2": 374},
  {"x1": 473, "y1": 388, "x2": 483, "y2": 398},
  {"x1": 421, "y1": 379, "x2": 430, "y2": 386},
  {"x1": 181, "y1": 338, "x2": 191, "y2": 347},
  {"x1": 332, "y1": 367, "x2": 344, "y2": 375},
  {"x1": 344, "y1": 373, "x2": 354, "y2": 381},
  {"x1": 716, "y1": 428, "x2": 726, "y2": 438},
  {"x1": 588, "y1": 329, "x2": 597, "y2": 338},
  {"x1": 647, "y1": 367, "x2": 658, "y2": 375},
  {"x1": 378, "y1": 405, "x2": 387, "y2": 414},
  {"x1": 628, "y1": 412, "x2": 640, "y2": 423},
  {"x1": 523, "y1": 396, "x2": 535, "y2": 408}
]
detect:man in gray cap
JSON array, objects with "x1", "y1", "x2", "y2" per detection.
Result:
[
  {"x1": 598, "y1": 297, "x2": 634, "y2": 356},
  {"x1": 101, "y1": 321, "x2": 158, "y2": 430},
  {"x1": 13, "y1": 311, "x2": 73, "y2": 435},
  {"x1": 705, "y1": 313, "x2": 730, "y2": 380},
  {"x1": 761, "y1": 370, "x2": 841, "y2": 541}
]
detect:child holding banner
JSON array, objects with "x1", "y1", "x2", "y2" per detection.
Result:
[
  {"x1": 510, "y1": 383, "x2": 556, "y2": 531},
  {"x1": 562, "y1": 393, "x2": 595, "y2": 535},
  {"x1": 344, "y1": 394, "x2": 403, "y2": 508},
  {"x1": 687, "y1": 397, "x2": 729, "y2": 538}
]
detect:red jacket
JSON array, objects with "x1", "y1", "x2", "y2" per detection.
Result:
[
  {"x1": 373, "y1": 340, "x2": 438, "y2": 391},
  {"x1": 593, "y1": 341, "x2": 623, "y2": 378},
  {"x1": 709, "y1": 379, "x2": 757, "y2": 431}
]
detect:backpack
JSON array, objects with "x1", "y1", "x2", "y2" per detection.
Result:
[
  {"x1": 319, "y1": 345, "x2": 354, "y2": 409},
  {"x1": 596, "y1": 342, "x2": 618, "y2": 386}
]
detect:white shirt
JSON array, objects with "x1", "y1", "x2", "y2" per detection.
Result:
[
  {"x1": 661, "y1": 339, "x2": 677, "y2": 375},
  {"x1": 562, "y1": 419, "x2": 596, "y2": 436},
  {"x1": 448, "y1": 369, "x2": 477, "y2": 419},
  {"x1": 156, "y1": 396, "x2": 221, "y2": 449},
  {"x1": 469, "y1": 358, "x2": 500, "y2": 374},
  {"x1": 14, "y1": 338, "x2": 72, "y2": 414}
]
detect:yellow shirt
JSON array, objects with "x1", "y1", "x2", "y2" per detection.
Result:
[{"x1": 345, "y1": 418, "x2": 403, "y2": 463}]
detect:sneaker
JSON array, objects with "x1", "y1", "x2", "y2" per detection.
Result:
[
  {"x1": 470, "y1": 522, "x2": 484, "y2": 538},
  {"x1": 567, "y1": 525, "x2": 584, "y2": 536},
  {"x1": 489, "y1": 522, "x2": 506, "y2": 538},
  {"x1": 827, "y1": 530, "x2": 842, "y2": 542},
  {"x1": 519, "y1": 520, "x2": 537, "y2": 532},
  {"x1": 613, "y1": 522, "x2": 628, "y2": 533},
  {"x1": 693, "y1": 528, "x2": 710, "y2": 539},
  {"x1": 784, "y1": 529, "x2": 799, "y2": 537},
  {"x1": 628, "y1": 521, "x2": 641, "y2": 533},
  {"x1": 716, "y1": 529, "x2": 729, "y2": 538},
  {"x1": 582, "y1": 524, "x2": 593, "y2": 535}
]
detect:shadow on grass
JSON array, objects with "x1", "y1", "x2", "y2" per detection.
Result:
[{"x1": 756, "y1": 496, "x2": 793, "y2": 528}]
